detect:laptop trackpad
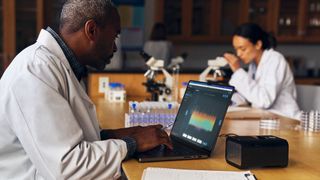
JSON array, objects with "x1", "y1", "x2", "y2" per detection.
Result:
[{"x1": 135, "y1": 142, "x2": 208, "y2": 162}]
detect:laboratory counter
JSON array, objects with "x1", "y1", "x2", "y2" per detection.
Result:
[
  {"x1": 92, "y1": 96, "x2": 320, "y2": 180},
  {"x1": 88, "y1": 72, "x2": 320, "y2": 98}
]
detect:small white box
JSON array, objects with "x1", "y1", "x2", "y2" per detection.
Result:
[{"x1": 107, "y1": 89, "x2": 126, "y2": 102}]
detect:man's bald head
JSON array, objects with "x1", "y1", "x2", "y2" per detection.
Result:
[{"x1": 60, "y1": 0, "x2": 117, "y2": 33}]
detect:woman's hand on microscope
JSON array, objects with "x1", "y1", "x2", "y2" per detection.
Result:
[{"x1": 224, "y1": 52, "x2": 241, "y2": 72}]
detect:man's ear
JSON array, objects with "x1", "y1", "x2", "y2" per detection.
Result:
[{"x1": 84, "y1": 20, "x2": 98, "y2": 41}]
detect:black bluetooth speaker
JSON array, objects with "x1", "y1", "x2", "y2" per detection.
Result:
[{"x1": 225, "y1": 135, "x2": 289, "y2": 169}]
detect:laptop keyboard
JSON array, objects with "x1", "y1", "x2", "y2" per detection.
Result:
[
  {"x1": 142, "y1": 140, "x2": 201, "y2": 156},
  {"x1": 170, "y1": 141, "x2": 198, "y2": 154}
]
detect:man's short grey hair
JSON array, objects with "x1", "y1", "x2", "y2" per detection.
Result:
[{"x1": 60, "y1": 0, "x2": 116, "y2": 33}]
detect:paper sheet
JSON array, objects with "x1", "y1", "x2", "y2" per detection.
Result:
[{"x1": 142, "y1": 167, "x2": 256, "y2": 180}]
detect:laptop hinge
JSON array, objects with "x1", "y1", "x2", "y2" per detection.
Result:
[{"x1": 170, "y1": 135, "x2": 211, "y2": 154}]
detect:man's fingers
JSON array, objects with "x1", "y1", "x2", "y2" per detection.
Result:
[
  {"x1": 156, "y1": 128, "x2": 168, "y2": 137},
  {"x1": 147, "y1": 124, "x2": 163, "y2": 129},
  {"x1": 160, "y1": 137, "x2": 173, "y2": 149},
  {"x1": 157, "y1": 129, "x2": 173, "y2": 149},
  {"x1": 133, "y1": 125, "x2": 173, "y2": 152}
]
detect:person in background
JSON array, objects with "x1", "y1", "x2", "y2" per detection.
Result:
[
  {"x1": 0, "y1": 0, "x2": 172, "y2": 179},
  {"x1": 143, "y1": 22, "x2": 173, "y2": 66},
  {"x1": 224, "y1": 23, "x2": 300, "y2": 119}
]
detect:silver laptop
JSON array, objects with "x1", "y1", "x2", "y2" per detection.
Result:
[{"x1": 135, "y1": 80, "x2": 234, "y2": 162}]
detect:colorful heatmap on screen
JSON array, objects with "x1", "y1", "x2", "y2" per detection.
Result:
[{"x1": 188, "y1": 110, "x2": 216, "y2": 132}]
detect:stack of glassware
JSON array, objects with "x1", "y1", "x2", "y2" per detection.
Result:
[
  {"x1": 300, "y1": 110, "x2": 320, "y2": 132},
  {"x1": 259, "y1": 118, "x2": 280, "y2": 130},
  {"x1": 125, "y1": 101, "x2": 179, "y2": 129}
]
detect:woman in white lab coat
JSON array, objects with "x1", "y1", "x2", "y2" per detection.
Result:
[
  {"x1": 224, "y1": 23, "x2": 300, "y2": 119},
  {"x1": 143, "y1": 23, "x2": 173, "y2": 66}
]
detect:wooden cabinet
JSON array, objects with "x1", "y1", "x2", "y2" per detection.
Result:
[
  {"x1": 274, "y1": 0, "x2": 320, "y2": 42},
  {"x1": 216, "y1": 0, "x2": 274, "y2": 42},
  {"x1": 0, "y1": 0, "x2": 63, "y2": 76},
  {"x1": 215, "y1": 0, "x2": 247, "y2": 42},
  {"x1": 15, "y1": 0, "x2": 39, "y2": 53},
  {"x1": 274, "y1": 0, "x2": 304, "y2": 41},
  {"x1": 155, "y1": 0, "x2": 217, "y2": 42},
  {"x1": 1, "y1": 0, "x2": 16, "y2": 75},
  {"x1": 1, "y1": 0, "x2": 43, "y2": 74},
  {"x1": 302, "y1": 0, "x2": 320, "y2": 42},
  {"x1": 43, "y1": 0, "x2": 65, "y2": 32},
  {"x1": 155, "y1": 0, "x2": 320, "y2": 43},
  {"x1": 0, "y1": 0, "x2": 3, "y2": 75},
  {"x1": 248, "y1": 0, "x2": 274, "y2": 31}
]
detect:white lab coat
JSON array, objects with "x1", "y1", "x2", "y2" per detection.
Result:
[
  {"x1": 143, "y1": 40, "x2": 173, "y2": 66},
  {"x1": 230, "y1": 49, "x2": 300, "y2": 119},
  {"x1": 0, "y1": 30, "x2": 127, "y2": 179}
]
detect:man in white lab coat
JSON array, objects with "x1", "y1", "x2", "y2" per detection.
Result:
[{"x1": 0, "y1": 0, "x2": 172, "y2": 179}]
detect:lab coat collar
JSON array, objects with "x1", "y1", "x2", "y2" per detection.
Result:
[
  {"x1": 36, "y1": 29, "x2": 94, "y2": 105},
  {"x1": 255, "y1": 49, "x2": 273, "y2": 78},
  {"x1": 37, "y1": 29, "x2": 72, "y2": 71},
  {"x1": 259, "y1": 49, "x2": 273, "y2": 66}
]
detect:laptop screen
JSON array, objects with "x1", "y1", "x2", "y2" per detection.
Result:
[{"x1": 171, "y1": 81, "x2": 234, "y2": 151}]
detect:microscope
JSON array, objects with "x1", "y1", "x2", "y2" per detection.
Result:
[
  {"x1": 199, "y1": 57, "x2": 228, "y2": 83},
  {"x1": 140, "y1": 51, "x2": 173, "y2": 101},
  {"x1": 167, "y1": 53, "x2": 187, "y2": 101},
  {"x1": 167, "y1": 53, "x2": 187, "y2": 70}
]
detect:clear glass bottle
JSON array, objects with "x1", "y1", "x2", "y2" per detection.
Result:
[
  {"x1": 129, "y1": 102, "x2": 137, "y2": 126},
  {"x1": 172, "y1": 66, "x2": 180, "y2": 102}
]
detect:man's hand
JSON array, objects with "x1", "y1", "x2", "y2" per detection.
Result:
[
  {"x1": 100, "y1": 126, "x2": 144, "y2": 140},
  {"x1": 101, "y1": 125, "x2": 172, "y2": 152},
  {"x1": 224, "y1": 53, "x2": 241, "y2": 72},
  {"x1": 130, "y1": 125, "x2": 173, "y2": 152}
]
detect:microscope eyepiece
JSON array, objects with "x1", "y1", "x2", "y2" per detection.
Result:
[
  {"x1": 140, "y1": 51, "x2": 152, "y2": 62},
  {"x1": 181, "y1": 52, "x2": 188, "y2": 59}
]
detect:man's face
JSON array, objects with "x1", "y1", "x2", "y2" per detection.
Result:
[{"x1": 90, "y1": 11, "x2": 121, "y2": 70}]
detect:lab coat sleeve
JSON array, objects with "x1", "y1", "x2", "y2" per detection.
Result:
[
  {"x1": 8, "y1": 57, "x2": 127, "y2": 179},
  {"x1": 229, "y1": 63, "x2": 285, "y2": 109},
  {"x1": 231, "y1": 92, "x2": 248, "y2": 106}
]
